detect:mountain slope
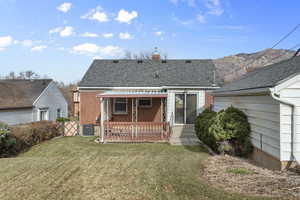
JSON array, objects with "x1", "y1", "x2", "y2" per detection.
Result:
[{"x1": 214, "y1": 48, "x2": 295, "y2": 83}]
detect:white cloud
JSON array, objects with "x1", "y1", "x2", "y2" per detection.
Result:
[
  {"x1": 49, "y1": 27, "x2": 63, "y2": 34},
  {"x1": 196, "y1": 14, "x2": 206, "y2": 23},
  {"x1": 81, "y1": 32, "x2": 99, "y2": 38},
  {"x1": 72, "y1": 43, "x2": 124, "y2": 57},
  {"x1": 50, "y1": 26, "x2": 74, "y2": 37},
  {"x1": 115, "y1": 9, "x2": 138, "y2": 24},
  {"x1": 60, "y1": 26, "x2": 74, "y2": 37},
  {"x1": 31, "y1": 45, "x2": 47, "y2": 52},
  {"x1": 169, "y1": 0, "x2": 196, "y2": 7},
  {"x1": 119, "y1": 32, "x2": 133, "y2": 40},
  {"x1": 205, "y1": 0, "x2": 224, "y2": 16},
  {"x1": 57, "y1": 2, "x2": 72, "y2": 13},
  {"x1": 73, "y1": 43, "x2": 100, "y2": 54},
  {"x1": 172, "y1": 15, "x2": 193, "y2": 25},
  {"x1": 0, "y1": 36, "x2": 13, "y2": 48},
  {"x1": 103, "y1": 33, "x2": 114, "y2": 38},
  {"x1": 154, "y1": 31, "x2": 163, "y2": 36},
  {"x1": 21, "y1": 40, "x2": 33, "y2": 47},
  {"x1": 81, "y1": 6, "x2": 109, "y2": 22}
]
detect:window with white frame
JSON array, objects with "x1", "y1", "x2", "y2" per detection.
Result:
[
  {"x1": 113, "y1": 98, "x2": 128, "y2": 114},
  {"x1": 57, "y1": 108, "x2": 61, "y2": 119},
  {"x1": 39, "y1": 108, "x2": 49, "y2": 121},
  {"x1": 138, "y1": 98, "x2": 152, "y2": 107}
]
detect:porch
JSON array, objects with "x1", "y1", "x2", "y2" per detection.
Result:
[{"x1": 98, "y1": 91, "x2": 171, "y2": 142}]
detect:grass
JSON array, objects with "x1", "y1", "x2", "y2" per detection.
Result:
[
  {"x1": 0, "y1": 137, "x2": 272, "y2": 200},
  {"x1": 227, "y1": 168, "x2": 255, "y2": 175}
]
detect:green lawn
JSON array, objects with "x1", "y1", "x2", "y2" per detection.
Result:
[{"x1": 0, "y1": 137, "x2": 272, "y2": 200}]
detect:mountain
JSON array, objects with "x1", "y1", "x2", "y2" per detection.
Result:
[{"x1": 213, "y1": 48, "x2": 295, "y2": 84}]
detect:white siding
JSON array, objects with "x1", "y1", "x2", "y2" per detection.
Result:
[
  {"x1": 0, "y1": 109, "x2": 33, "y2": 125},
  {"x1": 167, "y1": 90, "x2": 206, "y2": 124},
  {"x1": 214, "y1": 95, "x2": 280, "y2": 159},
  {"x1": 33, "y1": 82, "x2": 68, "y2": 121},
  {"x1": 279, "y1": 84, "x2": 300, "y2": 161}
]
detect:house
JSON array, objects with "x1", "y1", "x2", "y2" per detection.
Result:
[
  {"x1": 77, "y1": 52, "x2": 219, "y2": 144},
  {"x1": 213, "y1": 55, "x2": 300, "y2": 170},
  {"x1": 0, "y1": 79, "x2": 68, "y2": 125}
]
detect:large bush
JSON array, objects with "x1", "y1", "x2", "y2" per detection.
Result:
[
  {"x1": 195, "y1": 109, "x2": 217, "y2": 149},
  {"x1": 195, "y1": 106, "x2": 253, "y2": 157},
  {"x1": 0, "y1": 122, "x2": 16, "y2": 157},
  {"x1": 0, "y1": 121, "x2": 61, "y2": 157}
]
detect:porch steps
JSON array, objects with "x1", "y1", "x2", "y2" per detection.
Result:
[{"x1": 169, "y1": 125, "x2": 200, "y2": 146}]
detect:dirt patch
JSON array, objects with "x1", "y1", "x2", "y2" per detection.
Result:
[{"x1": 201, "y1": 155, "x2": 300, "y2": 199}]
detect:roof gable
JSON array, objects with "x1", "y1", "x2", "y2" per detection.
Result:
[
  {"x1": 79, "y1": 59, "x2": 217, "y2": 87},
  {"x1": 0, "y1": 79, "x2": 52, "y2": 109}
]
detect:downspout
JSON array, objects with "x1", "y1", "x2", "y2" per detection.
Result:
[{"x1": 270, "y1": 88, "x2": 295, "y2": 161}]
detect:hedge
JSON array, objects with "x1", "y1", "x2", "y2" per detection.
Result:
[
  {"x1": 195, "y1": 106, "x2": 253, "y2": 156},
  {"x1": 0, "y1": 121, "x2": 61, "y2": 157}
]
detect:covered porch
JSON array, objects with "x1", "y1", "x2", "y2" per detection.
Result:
[{"x1": 98, "y1": 91, "x2": 171, "y2": 142}]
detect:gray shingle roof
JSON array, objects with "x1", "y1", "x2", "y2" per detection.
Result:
[
  {"x1": 0, "y1": 79, "x2": 52, "y2": 109},
  {"x1": 79, "y1": 59, "x2": 217, "y2": 87},
  {"x1": 214, "y1": 56, "x2": 300, "y2": 94}
]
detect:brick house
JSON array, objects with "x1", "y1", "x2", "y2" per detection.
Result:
[{"x1": 76, "y1": 53, "x2": 219, "y2": 144}]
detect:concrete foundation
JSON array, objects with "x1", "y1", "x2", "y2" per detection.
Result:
[{"x1": 251, "y1": 147, "x2": 297, "y2": 170}]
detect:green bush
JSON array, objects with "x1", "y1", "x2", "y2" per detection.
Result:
[
  {"x1": 56, "y1": 117, "x2": 70, "y2": 122},
  {"x1": 195, "y1": 106, "x2": 253, "y2": 157},
  {"x1": 0, "y1": 122, "x2": 16, "y2": 157},
  {"x1": 194, "y1": 109, "x2": 217, "y2": 149},
  {"x1": 209, "y1": 106, "x2": 253, "y2": 156}
]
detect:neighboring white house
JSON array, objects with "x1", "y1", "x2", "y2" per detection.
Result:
[
  {"x1": 0, "y1": 79, "x2": 68, "y2": 125},
  {"x1": 212, "y1": 55, "x2": 300, "y2": 170}
]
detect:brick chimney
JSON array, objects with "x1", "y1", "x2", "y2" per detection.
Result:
[{"x1": 152, "y1": 47, "x2": 160, "y2": 60}]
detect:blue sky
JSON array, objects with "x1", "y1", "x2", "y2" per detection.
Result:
[{"x1": 0, "y1": 0, "x2": 299, "y2": 83}]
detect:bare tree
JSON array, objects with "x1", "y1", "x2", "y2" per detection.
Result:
[
  {"x1": 123, "y1": 50, "x2": 168, "y2": 60},
  {"x1": 4, "y1": 70, "x2": 43, "y2": 80}
]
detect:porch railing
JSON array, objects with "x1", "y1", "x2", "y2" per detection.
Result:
[{"x1": 103, "y1": 121, "x2": 170, "y2": 142}]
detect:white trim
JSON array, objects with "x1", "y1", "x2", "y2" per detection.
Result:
[
  {"x1": 138, "y1": 98, "x2": 152, "y2": 108},
  {"x1": 33, "y1": 81, "x2": 54, "y2": 106},
  {"x1": 274, "y1": 73, "x2": 300, "y2": 92},
  {"x1": 174, "y1": 92, "x2": 198, "y2": 125},
  {"x1": 113, "y1": 98, "x2": 128, "y2": 115},
  {"x1": 38, "y1": 108, "x2": 49, "y2": 121}
]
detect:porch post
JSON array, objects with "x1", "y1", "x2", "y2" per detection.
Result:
[
  {"x1": 131, "y1": 98, "x2": 134, "y2": 138},
  {"x1": 136, "y1": 98, "x2": 138, "y2": 137},
  {"x1": 100, "y1": 97, "x2": 105, "y2": 143}
]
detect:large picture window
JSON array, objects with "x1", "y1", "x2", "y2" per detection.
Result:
[{"x1": 113, "y1": 98, "x2": 128, "y2": 114}]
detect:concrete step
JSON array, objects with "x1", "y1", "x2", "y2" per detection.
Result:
[{"x1": 169, "y1": 138, "x2": 200, "y2": 146}]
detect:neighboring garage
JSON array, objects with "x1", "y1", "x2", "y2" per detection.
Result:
[{"x1": 212, "y1": 55, "x2": 300, "y2": 170}]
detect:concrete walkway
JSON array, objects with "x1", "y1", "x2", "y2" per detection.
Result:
[{"x1": 169, "y1": 125, "x2": 200, "y2": 145}]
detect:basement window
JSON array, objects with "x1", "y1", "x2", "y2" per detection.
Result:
[
  {"x1": 138, "y1": 98, "x2": 152, "y2": 108},
  {"x1": 113, "y1": 98, "x2": 128, "y2": 114}
]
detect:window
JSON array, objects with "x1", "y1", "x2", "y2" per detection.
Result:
[
  {"x1": 113, "y1": 98, "x2": 128, "y2": 114},
  {"x1": 39, "y1": 108, "x2": 48, "y2": 121},
  {"x1": 138, "y1": 98, "x2": 152, "y2": 107},
  {"x1": 57, "y1": 109, "x2": 61, "y2": 119}
]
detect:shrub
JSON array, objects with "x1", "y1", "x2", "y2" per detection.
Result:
[
  {"x1": 56, "y1": 117, "x2": 70, "y2": 122},
  {"x1": 10, "y1": 121, "x2": 61, "y2": 153},
  {"x1": 194, "y1": 108, "x2": 217, "y2": 149},
  {"x1": 0, "y1": 122, "x2": 16, "y2": 157},
  {"x1": 208, "y1": 106, "x2": 253, "y2": 156}
]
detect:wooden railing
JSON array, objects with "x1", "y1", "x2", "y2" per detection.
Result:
[{"x1": 104, "y1": 121, "x2": 170, "y2": 142}]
